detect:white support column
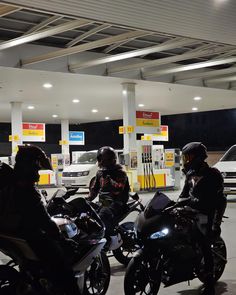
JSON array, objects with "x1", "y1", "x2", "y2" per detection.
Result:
[
  {"x1": 11, "y1": 102, "x2": 23, "y2": 156},
  {"x1": 122, "y1": 83, "x2": 136, "y2": 154},
  {"x1": 61, "y1": 119, "x2": 70, "y2": 155}
]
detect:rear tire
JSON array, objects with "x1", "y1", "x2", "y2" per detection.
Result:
[
  {"x1": 84, "y1": 251, "x2": 110, "y2": 295},
  {"x1": 113, "y1": 222, "x2": 140, "y2": 266},
  {"x1": 124, "y1": 255, "x2": 162, "y2": 295},
  {"x1": 212, "y1": 236, "x2": 227, "y2": 282},
  {"x1": 197, "y1": 236, "x2": 227, "y2": 283}
]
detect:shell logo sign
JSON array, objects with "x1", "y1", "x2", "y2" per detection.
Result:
[
  {"x1": 136, "y1": 111, "x2": 161, "y2": 134},
  {"x1": 22, "y1": 123, "x2": 45, "y2": 142}
]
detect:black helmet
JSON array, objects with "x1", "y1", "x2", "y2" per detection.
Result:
[
  {"x1": 15, "y1": 145, "x2": 52, "y2": 170},
  {"x1": 182, "y1": 142, "x2": 207, "y2": 173},
  {"x1": 14, "y1": 145, "x2": 52, "y2": 182},
  {"x1": 97, "y1": 146, "x2": 117, "y2": 168}
]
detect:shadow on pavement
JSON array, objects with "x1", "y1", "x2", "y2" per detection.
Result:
[
  {"x1": 177, "y1": 281, "x2": 230, "y2": 294},
  {"x1": 110, "y1": 264, "x2": 126, "y2": 276}
]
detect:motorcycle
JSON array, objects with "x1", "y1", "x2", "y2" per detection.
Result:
[
  {"x1": 0, "y1": 189, "x2": 110, "y2": 295},
  {"x1": 124, "y1": 191, "x2": 227, "y2": 295},
  {"x1": 86, "y1": 191, "x2": 145, "y2": 266}
]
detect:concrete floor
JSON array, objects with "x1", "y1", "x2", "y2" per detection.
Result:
[{"x1": 1, "y1": 187, "x2": 236, "y2": 295}]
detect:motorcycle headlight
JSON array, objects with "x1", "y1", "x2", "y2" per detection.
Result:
[{"x1": 149, "y1": 228, "x2": 169, "y2": 240}]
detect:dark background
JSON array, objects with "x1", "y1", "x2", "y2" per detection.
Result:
[{"x1": 1, "y1": 108, "x2": 236, "y2": 156}]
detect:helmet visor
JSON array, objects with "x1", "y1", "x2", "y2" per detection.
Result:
[{"x1": 182, "y1": 154, "x2": 191, "y2": 167}]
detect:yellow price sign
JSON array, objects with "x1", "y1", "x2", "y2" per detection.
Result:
[
  {"x1": 165, "y1": 151, "x2": 174, "y2": 167},
  {"x1": 141, "y1": 135, "x2": 152, "y2": 140},
  {"x1": 59, "y1": 140, "x2": 69, "y2": 145},
  {"x1": 127, "y1": 126, "x2": 134, "y2": 133},
  {"x1": 9, "y1": 135, "x2": 20, "y2": 142},
  {"x1": 119, "y1": 126, "x2": 125, "y2": 134}
]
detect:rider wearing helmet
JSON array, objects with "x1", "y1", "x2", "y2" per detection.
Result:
[
  {"x1": 0, "y1": 145, "x2": 80, "y2": 295},
  {"x1": 179, "y1": 142, "x2": 226, "y2": 295},
  {"x1": 88, "y1": 146, "x2": 130, "y2": 237}
]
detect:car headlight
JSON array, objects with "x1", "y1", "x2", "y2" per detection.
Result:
[
  {"x1": 77, "y1": 171, "x2": 89, "y2": 177},
  {"x1": 149, "y1": 228, "x2": 169, "y2": 239}
]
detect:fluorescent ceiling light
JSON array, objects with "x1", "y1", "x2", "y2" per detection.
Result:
[
  {"x1": 194, "y1": 96, "x2": 202, "y2": 101},
  {"x1": 138, "y1": 103, "x2": 145, "y2": 107},
  {"x1": 91, "y1": 109, "x2": 98, "y2": 113},
  {"x1": 105, "y1": 117, "x2": 110, "y2": 120},
  {"x1": 192, "y1": 107, "x2": 198, "y2": 111},
  {"x1": 27, "y1": 105, "x2": 35, "y2": 109},
  {"x1": 72, "y1": 99, "x2": 80, "y2": 103},
  {"x1": 122, "y1": 90, "x2": 127, "y2": 95},
  {"x1": 52, "y1": 114, "x2": 58, "y2": 118},
  {"x1": 43, "y1": 83, "x2": 53, "y2": 88}
]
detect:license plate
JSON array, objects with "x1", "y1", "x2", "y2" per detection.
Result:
[{"x1": 63, "y1": 180, "x2": 75, "y2": 185}]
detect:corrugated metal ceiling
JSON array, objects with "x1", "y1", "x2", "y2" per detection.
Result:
[{"x1": 2, "y1": 0, "x2": 236, "y2": 45}]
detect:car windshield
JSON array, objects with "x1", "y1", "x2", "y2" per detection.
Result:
[
  {"x1": 73, "y1": 152, "x2": 97, "y2": 164},
  {"x1": 221, "y1": 146, "x2": 236, "y2": 161}
]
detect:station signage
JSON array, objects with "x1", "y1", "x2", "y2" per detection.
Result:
[
  {"x1": 69, "y1": 131, "x2": 85, "y2": 145},
  {"x1": 136, "y1": 111, "x2": 161, "y2": 134},
  {"x1": 152, "y1": 125, "x2": 169, "y2": 142},
  {"x1": 22, "y1": 123, "x2": 45, "y2": 142}
]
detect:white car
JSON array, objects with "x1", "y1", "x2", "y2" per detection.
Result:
[
  {"x1": 214, "y1": 145, "x2": 236, "y2": 196},
  {"x1": 62, "y1": 151, "x2": 98, "y2": 190}
]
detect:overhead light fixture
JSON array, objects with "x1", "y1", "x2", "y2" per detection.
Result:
[
  {"x1": 122, "y1": 90, "x2": 127, "y2": 95},
  {"x1": 91, "y1": 109, "x2": 98, "y2": 113},
  {"x1": 138, "y1": 103, "x2": 145, "y2": 107},
  {"x1": 105, "y1": 117, "x2": 110, "y2": 120},
  {"x1": 52, "y1": 114, "x2": 58, "y2": 118},
  {"x1": 194, "y1": 96, "x2": 202, "y2": 101},
  {"x1": 27, "y1": 105, "x2": 35, "y2": 110},
  {"x1": 43, "y1": 83, "x2": 53, "y2": 89},
  {"x1": 192, "y1": 107, "x2": 198, "y2": 111},
  {"x1": 72, "y1": 99, "x2": 80, "y2": 103}
]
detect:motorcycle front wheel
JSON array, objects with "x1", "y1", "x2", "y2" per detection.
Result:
[
  {"x1": 124, "y1": 255, "x2": 162, "y2": 295},
  {"x1": 0, "y1": 265, "x2": 21, "y2": 295},
  {"x1": 84, "y1": 251, "x2": 110, "y2": 295},
  {"x1": 113, "y1": 222, "x2": 140, "y2": 266}
]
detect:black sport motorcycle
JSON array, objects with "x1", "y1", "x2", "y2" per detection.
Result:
[
  {"x1": 0, "y1": 189, "x2": 110, "y2": 295},
  {"x1": 87, "y1": 192, "x2": 145, "y2": 266},
  {"x1": 124, "y1": 191, "x2": 227, "y2": 295}
]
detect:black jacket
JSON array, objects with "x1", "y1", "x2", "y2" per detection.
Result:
[
  {"x1": 89, "y1": 164, "x2": 130, "y2": 204},
  {"x1": 179, "y1": 162, "x2": 224, "y2": 221},
  {"x1": 0, "y1": 181, "x2": 60, "y2": 239}
]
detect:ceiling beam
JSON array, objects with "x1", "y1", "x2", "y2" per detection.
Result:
[
  {"x1": 144, "y1": 56, "x2": 236, "y2": 78},
  {"x1": 175, "y1": 66, "x2": 236, "y2": 82},
  {"x1": 0, "y1": 19, "x2": 93, "y2": 50},
  {"x1": 0, "y1": 4, "x2": 21, "y2": 17},
  {"x1": 206, "y1": 75, "x2": 236, "y2": 83},
  {"x1": 66, "y1": 23, "x2": 111, "y2": 47},
  {"x1": 69, "y1": 38, "x2": 199, "y2": 71},
  {"x1": 108, "y1": 45, "x2": 232, "y2": 74},
  {"x1": 103, "y1": 32, "x2": 152, "y2": 53},
  {"x1": 24, "y1": 15, "x2": 63, "y2": 35},
  {"x1": 21, "y1": 30, "x2": 148, "y2": 66}
]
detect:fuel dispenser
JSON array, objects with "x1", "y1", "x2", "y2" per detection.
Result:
[
  {"x1": 164, "y1": 149, "x2": 181, "y2": 189},
  {"x1": 51, "y1": 154, "x2": 70, "y2": 186},
  {"x1": 137, "y1": 141, "x2": 175, "y2": 191}
]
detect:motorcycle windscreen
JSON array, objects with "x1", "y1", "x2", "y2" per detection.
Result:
[{"x1": 144, "y1": 192, "x2": 173, "y2": 218}]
